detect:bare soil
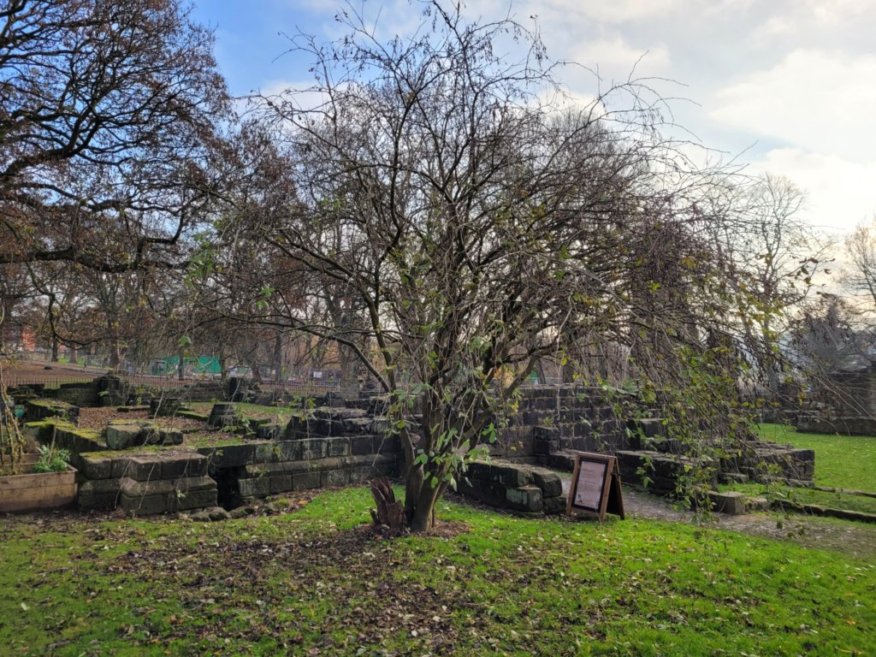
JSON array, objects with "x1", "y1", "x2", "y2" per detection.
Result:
[{"x1": 77, "y1": 407, "x2": 207, "y2": 432}]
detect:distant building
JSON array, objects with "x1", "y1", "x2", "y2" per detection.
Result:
[{"x1": 1, "y1": 322, "x2": 37, "y2": 352}]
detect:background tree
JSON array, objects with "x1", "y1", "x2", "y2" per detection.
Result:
[
  {"x1": 712, "y1": 174, "x2": 825, "y2": 402},
  {"x1": 843, "y1": 217, "x2": 876, "y2": 311},
  {"x1": 0, "y1": 0, "x2": 227, "y2": 273}
]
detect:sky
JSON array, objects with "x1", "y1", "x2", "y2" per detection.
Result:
[{"x1": 191, "y1": 0, "x2": 876, "y2": 240}]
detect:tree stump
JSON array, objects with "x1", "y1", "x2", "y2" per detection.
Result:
[{"x1": 369, "y1": 478, "x2": 406, "y2": 531}]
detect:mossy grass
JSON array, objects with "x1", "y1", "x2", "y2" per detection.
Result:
[
  {"x1": 0, "y1": 487, "x2": 873, "y2": 656},
  {"x1": 186, "y1": 401, "x2": 303, "y2": 425}
]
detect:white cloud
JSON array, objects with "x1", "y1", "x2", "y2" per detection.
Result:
[
  {"x1": 752, "y1": 147, "x2": 876, "y2": 237},
  {"x1": 805, "y1": 0, "x2": 874, "y2": 23},
  {"x1": 541, "y1": 0, "x2": 681, "y2": 23},
  {"x1": 572, "y1": 36, "x2": 670, "y2": 82},
  {"x1": 710, "y1": 49, "x2": 876, "y2": 162}
]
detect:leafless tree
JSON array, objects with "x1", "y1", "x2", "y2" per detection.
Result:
[
  {"x1": 0, "y1": 0, "x2": 227, "y2": 273},
  {"x1": 843, "y1": 218, "x2": 876, "y2": 311},
  {"x1": 711, "y1": 174, "x2": 826, "y2": 399},
  {"x1": 234, "y1": 1, "x2": 753, "y2": 531}
]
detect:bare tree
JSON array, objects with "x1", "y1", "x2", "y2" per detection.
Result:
[
  {"x1": 235, "y1": 1, "x2": 746, "y2": 531},
  {"x1": 714, "y1": 174, "x2": 826, "y2": 399},
  {"x1": 843, "y1": 218, "x2": 876, "y2": 310},
  {"x1": 0, "y1": 0, "x2": 227, "y2": 273}
]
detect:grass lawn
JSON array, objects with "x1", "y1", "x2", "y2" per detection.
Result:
[
  {"x1": 724, "y1": 424, "x2": 876, "y2": 514},
  {"x1": 755, "y1": 423, "x2": 876, "y2": 491},
  {"x1": 1, "y1": 487, "x2": 873, "y2": 656}
]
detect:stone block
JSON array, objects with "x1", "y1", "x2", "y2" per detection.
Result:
[
  {"x1": 348, "y1": 466, "x2": 373, "y2": 484},
  {"x1": 314, "y1": 407, "x2": 367, "y2": 421},
  {"x1": 746, "y1": 496, "x2": 769, "y2": 512},
  {"x1": 326, "y1": 437, "x2": 350, "y2": 457},
  {"x1": 77, "y1": 453, "x2": 116, "y2": 480},
  {"x1": 543, "y1": 495, "x2": 566, "y2": 515},
  {"x1": 532, "y1": 425, "x2": 559, "y2": 455},
  {"x1": 125, "y1": 455, "x2": 164, "y2": 482},
  {"x1": 197, "y1": 444, "x2": 255, "y2": 468},
  {"x1": 104, "y1": 423, "x2": 145, "y2": 450},
  {"x1": 78, "y1": 478, "x2": 122, "y2": 511},
  {"x1": 571, "y1": 421, "x2": 592, "y2": 438},
  {"x1": 238, "y1": 477, "x2": 270, "y2": 499},
  {"x1": 299, "y1": 438, "x2": 327, "y2": 460},
  {"x1": 351, "y1": 435, "x2": 375, "y2": 456},
  {"x1": 373, "y1": 434, "x2": 399, "y2": 454},
  {"x1": 244, "y1": 462, "x2": 284, "y2": 477},
  {"x1": 505, "y1": 485, "x2": 543, "y2": 513},
  {"x1": 369, "y1": 417, "x2": 389, "y2": 435},
  {"x1": 292, "y1": 471, "x2": 322, "y2": 491},
  {"x1": 273, "y1": 440, "x2": 301, "y2": 462},
  {"x1": 257, "y1": 424, "x2": 283, "y2": 440},
  {"x1": 492, "y1": 463, "x2": 532, "y2": 488},
  {"x1": 158, "y1": 430, "x2": 184, "y2": 446},
  {"x1": 708, "y1": 490, "x2": 747, "y2": 515},
  {"x1": 531, "y1": 470, "x2": 563, "y2": 498},
  {"x1": 627, "y1": 418, "x2": 663, "y2": 441},
  {"x1": 120, "y1": 493, "x2": 169, "y2": 515},
  {"x1": 254, "y1": 442, "x2": 276, "y2": 464},
  {"x1": 542, "y1": 451, "x2": 576, "y2": 472},
  {"x1": 321, "y1": 468, "x2": 350, "y2": 487},
  {"x1": 341, "y1": 417, "x2": 373, "y2": 434},
  {"x1": 269, "y1": 474, "x2": 293, "y2": 494},
  {"x1": 175, "y1": 488, "x2": 218, "y2": 512},
  {"x1": 160, "y1": 453, "x2": 209, "y2": 480}
]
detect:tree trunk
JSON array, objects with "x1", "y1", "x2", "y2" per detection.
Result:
[
  {"x1": 338, "y1": 344, "x2": 359, "y2": 401},
  {"x1": 178, "y1": 346, "x2": 185, "y2": 381},
  {"x1": 109, "y1": 337, "x2": 121, "y2": 369},
  {"x1": 219, "y1": 350, "x2": 227, "y2": 381},
  {"x1": 408, "y1": 478, "x2": 442, "y2": 532},
  {"x1": 273, "y1": 332, "x2": 283, "y2": 384},
  {"x1": 51, "y1": 336, "x2": 59, "y2": 362}
]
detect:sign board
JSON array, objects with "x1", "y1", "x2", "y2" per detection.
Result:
[{"x1": 566, "y1": 452, "x2": 625, "y2": 521}]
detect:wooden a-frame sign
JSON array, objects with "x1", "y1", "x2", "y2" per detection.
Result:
[{"x1": 566, "y1": 452, "x2": 625, "y2": 521}]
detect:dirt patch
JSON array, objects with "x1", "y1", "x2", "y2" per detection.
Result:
[
  {"x1": 3, "y1": 361, "x2": 104, "y2": 387},
  {"x1": 77, "y1": 407, "x2": 209, "y2": 432}
]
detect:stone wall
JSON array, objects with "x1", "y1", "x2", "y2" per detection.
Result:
[
  {"x1": 494, "y1": 385, "x2": 636, "y2": 460},
  {"x1": 458, "y1": 460, "x2": 566, "y2": 515},
  {"x1": 76, "y1": 450, "x2": 216, "y2": 514}
]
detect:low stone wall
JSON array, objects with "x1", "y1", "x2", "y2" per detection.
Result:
[
  {"x1": 195, "y1": 434, "x2": 399, "y2": 508},
  {"x1": 76, "y1": 449, "x2": 216, "y2": 513},
  {"x1": 225, "y1": 406, "x2": 401, "y2": 506},
  {"x1": 44, "y1": 382, "x2": 101, "y2": 407},
  {"x1": 796, "y1": 414, "x2": 876, "y2": 436},
  {"x1": 458, "y1": 460, "x2": 566, "y2": 515},
  {"x1": 616, "y1": 451, "x2": 718, "y2": 497},
  {"x1": 25, "y1": 419, "x2": 103, "y2": 453},
  {"x1": 23, "y1": 405, "x2": 401, "y2": 515},
  {"x1": 24, "y1": 399, "x2": 80, "y2": 424}
]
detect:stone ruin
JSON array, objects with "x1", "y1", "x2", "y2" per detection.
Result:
[
  {"x1": 796, "y1": 355, "x2": 876, "y2": 436},
  {"x1": 6, "y1": 376, "x2": 815, "y2": 517}
]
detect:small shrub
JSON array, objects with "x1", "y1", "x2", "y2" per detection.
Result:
[{"x1": 32, "y1": 444, "x2": 70, "y2": 473}]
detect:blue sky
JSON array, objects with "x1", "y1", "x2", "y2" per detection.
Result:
[{"x1": 191, "y1": 0, "x2": 876, "y2": 238}]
